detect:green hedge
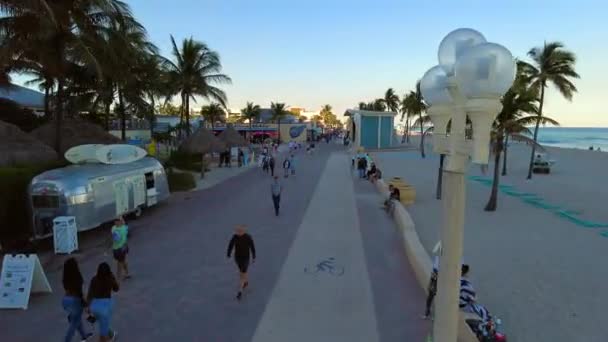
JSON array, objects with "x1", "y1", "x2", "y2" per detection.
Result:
[
  {"x1": 0, "y1": 161, "x2": 66, "y2": 249},
  {"x1": 167, "y1": 169, "x2": 196, "y2": 192},
  {"x1": 166, "y1": 150, "x2": 204, "y2": 172}
]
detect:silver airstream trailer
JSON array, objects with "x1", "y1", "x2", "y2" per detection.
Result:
[{"x1": 29, "y1": 157, "x2": 169, "y2": 239}]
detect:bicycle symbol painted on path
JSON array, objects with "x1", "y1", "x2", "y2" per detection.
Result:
[{"x1": 304, "y1": 257, "x2": 345, "y2": 276}]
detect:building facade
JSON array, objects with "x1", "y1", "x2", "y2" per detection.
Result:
[{"x1": 345, "y1": 109, "x2": 396, "y2": 150}]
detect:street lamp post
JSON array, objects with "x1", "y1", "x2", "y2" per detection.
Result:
[{"x1": 420, "y1": 28, "x2": 516, "y2": 342}]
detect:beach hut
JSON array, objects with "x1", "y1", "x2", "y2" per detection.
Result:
[
  {"x1": 30, "y1": 119, "x2": 120, "y2": 154},
  {"x1": 180, "y1": 127, "x2": 226, "y2": 177},
  {"x1": 344, "y1": 109, "x2": 396, "y2": 150},
  {"x1": 217, "y1": 124, "x2": 247, "y2": 147},
  {"x1": 0, "y1": 120, "x2": 58, "y2": 167}
]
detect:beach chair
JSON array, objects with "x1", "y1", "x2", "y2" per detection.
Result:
[{"x1": 532, "y1": 153, "x2": 552, "y2": 174}]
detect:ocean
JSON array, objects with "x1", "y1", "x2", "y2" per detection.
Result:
[{"x1": 532, "y1": 127, "x2": 608, "y2": 151}]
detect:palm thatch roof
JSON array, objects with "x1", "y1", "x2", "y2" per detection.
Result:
[
  {"x1": 180, "y1": 127, "x2": 226, "y2": 154},
  {"x1": 30, "y1": 119, "x2": 121, "y2": 154},
  {"x1": 0, "y1": 120, "x2": 58, "y2": 167},
  {"x1": 218, "y1": 124, "x2": 247, "y2": 147}
]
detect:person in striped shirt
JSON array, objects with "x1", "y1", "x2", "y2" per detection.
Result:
[{"x1": 460, "y1": 264, "x2": 490, "y2": 321}]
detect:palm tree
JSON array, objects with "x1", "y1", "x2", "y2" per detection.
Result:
[
  {"x1": 240, "y1": 102, "x2": 261, "y2": 137},
  {"x1": 372, "y1": 99, "x2": 386, "y2": 111},
  {"x1": 200, "y1": 103, "x2": 226, "y2": 130},
  {"x1": 320, "y1": 104, "x2": 333, "y2": 126},
  {"x1": 311, "y1": 114, "x2": 323, "y2": 125},
  {"x1": 270, "y1": 102, "x2": 289, "y2": 143},
  {"x1": 383, "y1": 88, "x2": 400, "y2": 113},
  {"x1": 0, "y1": 0, "x2": 137, "y2": 151},
  {"x1": 522, "y1": 42, "x2": 579, "y2": 179},
  {"x1": 165, "y1": 36, "x2": 231, "y2": 136},
  {"x1": 484, "y1": 68, "x2": 559, "y2": 211},
  {"x1": 403, "y1": 81, "x2": 427, "y2": 157},
  {"x1": 100, "y1": 15, "x2": 159, "y2": 140},
  {"x1": 400, "y1": 94, "x2": 412, "y2": 142}
]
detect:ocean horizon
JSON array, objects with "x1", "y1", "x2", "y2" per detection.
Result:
[{"x1": 532, "y1": 127, "x2": 608, "y2": 151}]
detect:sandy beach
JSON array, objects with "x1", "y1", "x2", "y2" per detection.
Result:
[{"x1": 373, "y1": 137, "x2": 608, "y2": 342}]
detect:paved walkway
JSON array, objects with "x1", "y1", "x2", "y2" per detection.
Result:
[
  {"x1": 252, "y1": 153, "x2": 379, "y2": 342},
  {"x1": 0, "y1": 144, "x2": 427, "y2": 341}
]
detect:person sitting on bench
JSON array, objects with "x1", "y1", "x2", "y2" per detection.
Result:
[{"x1": 383, "y1": 185, "x2": 401, "y2": 213}]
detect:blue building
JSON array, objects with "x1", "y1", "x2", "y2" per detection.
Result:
[{"x1": 345, "y1": 109, "x2": 396, "y2": 150}]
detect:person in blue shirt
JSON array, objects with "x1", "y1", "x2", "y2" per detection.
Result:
[{"x1": 111, "y1": 217, "x2": 130, "y2": 282}]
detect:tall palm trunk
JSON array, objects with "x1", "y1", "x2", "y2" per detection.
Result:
[
  {"x1": 185, "y1": 95, "x2": 191, "y2": 136},
  {"x1": 43, "y1": 85, "x2": 51, "y2": 118},
  {"x1": 249, "y1": 119, "x2": 253, "y2": 141},
  {"x1": 419, "y1": 113, "x2": 425, "y2": 158},
  {"x1": 118, "y1": 89, "x2": 126, "y2": 141},
  {"x1": 436, "y1": 154, "x2": 445, "y2": 199},
  {"x1": 104, "y1": 100, "x2": 111, "y2": 131},
  {"x1": 277, "y1": 119, "x2": 281, "y2": 143},
  {"x1": 54, "y1": 78, "x2": 65, "y2": 153},
  {"x1": 149, "y1": 96, "x2": 156, "y2": 137},
  {"x1": 502, "y1": 134, "x2": 509, "y2": 176},
  {"x1": 485, "y1": 138, "x2": 503, "y2": 211},
  {"x1": 527, "y1": 84, "x2": 546, "y2": 179}
]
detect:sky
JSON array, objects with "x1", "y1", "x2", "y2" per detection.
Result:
[{"x1": 17, "y1": 0, "x2": 608, "y2": 126}]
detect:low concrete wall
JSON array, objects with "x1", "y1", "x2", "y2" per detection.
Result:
[{"x1": 375, "y1": 179, "x2": 478, "y2": 342}]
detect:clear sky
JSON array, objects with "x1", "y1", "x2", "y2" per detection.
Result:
[{"x1": 18, "y1": 0, "x2": 608, "y2": 126}]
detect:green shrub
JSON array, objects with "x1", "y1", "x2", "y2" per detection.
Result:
[
  {"x1": 168, "y1": 150, "x2": 203, "y2": 172},
  {"x1": 166, "y1": 169, "x2": 196, "y2": 192},
  {"x1": 0, "y1": 161, "x2": 66, "y2": 249}
]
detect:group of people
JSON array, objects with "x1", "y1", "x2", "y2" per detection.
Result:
[
  {"x1": 353, "y1": 153, "x2": 382, "y2": 182},
  {"x1": 219, "y1": 147, "x2": 251, "y2": 168},
  {"x1": 225, "y1": 140, "x2": 308, "y2": 302},
  {"x1": 261, "y1": 153, "x2": 296, "y2": 178},
  {"x1": 61, "y1": 217, "x2": 130, "y2": 342}
]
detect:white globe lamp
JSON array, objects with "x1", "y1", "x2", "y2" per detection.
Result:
[
  {"x1": 454, "y1": 42, "x2": 516, "y2": 163},
  {"x1": 420, "y1": 65, "x2": 452, "y2": 138},
  {"x1": 438, "y1": 28, "x2": 486, "y2": 76}
]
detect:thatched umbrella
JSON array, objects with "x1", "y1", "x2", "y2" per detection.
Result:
[
  {"x1": 180, "y1": 127, "x2": 226, "y2": 177},
  {"x1": 30, "y1": 119, "x2": 120, "y2": 155},
  {"x1": 0, "y1": 120, "x2": 58, "y2": 167},
  {"x1": 217, "y1": 124, "x2": 247, "y2": 148}
]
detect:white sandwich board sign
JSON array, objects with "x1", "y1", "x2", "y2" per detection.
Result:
[{"x1": 0, "y1": 254, "x2": 52, "y2": 309}]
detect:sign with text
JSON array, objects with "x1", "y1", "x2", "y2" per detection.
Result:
[{"x1": 0, "y1": 254, "x2": 52, "y2": 309}]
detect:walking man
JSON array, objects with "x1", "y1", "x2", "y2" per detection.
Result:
[
  {"x1": 289, "y1": 154, "x2": 296, "y2": 176},
  {"x1": 282, "y1": 158, "x2": 291, "y2": 178},
  {"x1": 227, "y1": 225, "x2": 256, "y2": 300},
  {"x1": 271, "y1": 176, "x2": 282, "y2": 216},
  {"x1": 269, "y1": 156, "x2": 275, "y2": 177},
  {"x1": 111, "y1": 217, "x2": 130, "y2": 282}
]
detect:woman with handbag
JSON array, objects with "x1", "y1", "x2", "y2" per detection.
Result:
[
  {"x1": 62, "y1": 258, "x2": 93, "y2": 342},
  {"x1": 87, "y1": 262, "x2": 120, "y2": 342}
]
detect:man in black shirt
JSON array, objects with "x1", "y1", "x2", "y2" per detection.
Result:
[{"x1": 227, "y1": 225, "x2": 256, "y2": 300}]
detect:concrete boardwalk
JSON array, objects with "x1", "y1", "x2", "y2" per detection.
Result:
[
  {"x1": 0, "y1": 145, "x2": 427, "y2": 341},
  {"x1": 252, "y1": 153, "x2": 379, "y2": 342}
]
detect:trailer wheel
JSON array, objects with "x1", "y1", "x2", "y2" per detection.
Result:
[{"x1": 133, "y1": 207, "x2": 143, "y2": 219}]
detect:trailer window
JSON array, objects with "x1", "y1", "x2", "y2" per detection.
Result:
[
  {"x1": 145, "y1": 172, "x2": 155, "y2": 189},
  {"x1": 32, "y1": 195, "x2": 59, "y2": 208}
]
